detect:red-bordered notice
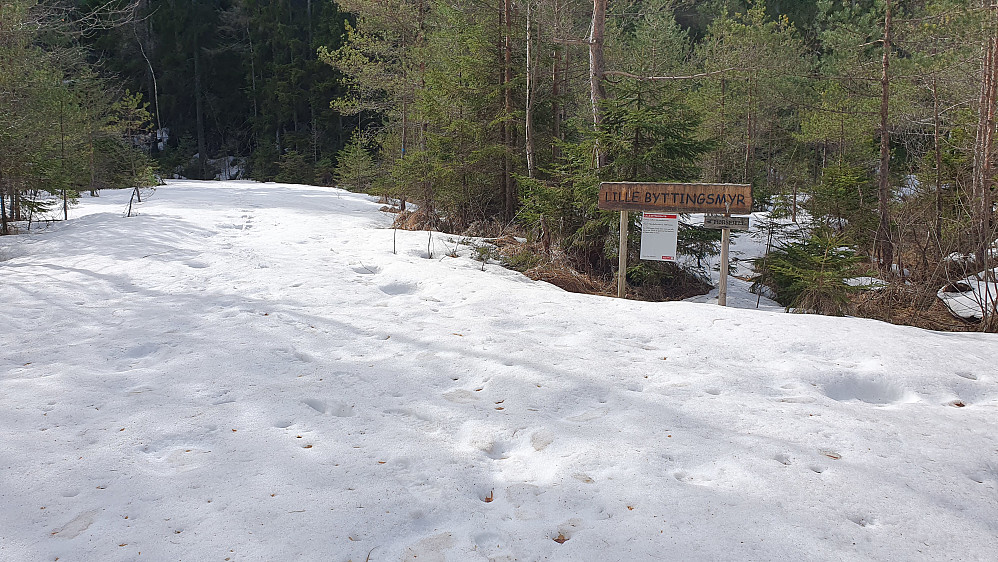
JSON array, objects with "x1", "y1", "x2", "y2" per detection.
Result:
[{"x1": 639, "y1": 213, "x2": 678, "y2": 261}]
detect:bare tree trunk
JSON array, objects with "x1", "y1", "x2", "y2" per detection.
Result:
[
  {"x1": 0, "y1": 167, "x2": 8, "y2": 235},
  {"x1": 194, "y1": 43, "x2": 208, "y2": 180},
  {"x1": 875, "y1": 0, "x2": 894, "y2": 271},
  {"x1": 552, "y1": 48, "x2": 561, "y2": 160},
  {"x1": 974, "y1": 5, "x2": 998, "y2": 329},
  {"x1": 525, "y1": 0, "x2": 536, "y2": 179},
  {"x1": 744, "y1": 74, "x2": 753, "y2": 183},
  {"x1": 400, "y1": 26, "x2": 407, "y2": 159},
  {"x1": 972, "y1": 10, "x2": 997, "y2": 275},
  {"x1": 932, "y1": 78, "x2": 943, "y2": 249},
  {"x1": 503, "y1": 0, "x2": 515, "y2": 218},
  {"x1": 61, "y1": 97, "x2": 67, "y2": 220},
  {"x1": 589, "y1": 0, "x2": 607, "y2": 167},
  {"x1": 716, "y1": 78, "x2": 725, "y2": 182},
  {"x1": 551, "y1": 0, "x2": 562, "y2": 161},
  {"x1": 135, "y1": 29, "x2": 161, "y2": 135},
  {"x1": 247, "y1": 22, "x2": 258, "y2": 122}
]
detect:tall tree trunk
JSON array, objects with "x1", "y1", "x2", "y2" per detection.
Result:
[
  {"x1": 247, "y1": 22, "x2": 258, "y2": 122},
  {"x1": 589, "y1": 0, "x2": 607, "y2": 167},
  {"x1": 875, "y1": 0, "x2": 894, "y2": 271},
  {"x1": 552, "y1": 48, "x2": 561, "y2": 160},
  {"x1": 932, "y1": 78, "x2": 943, "y2": 249},
  {"x1": 135, "y1": 26, "x2": 161, "y2": 136},
  {"x1": 716, "y1": 78, "x2": 725, "y2": 182},
  {"x1": 61, "y1": 97, "x2": 67, "y2": 220},
  {"x1": 972, "y1": 15, "x2": 997, "y2": 273},
  {"x1": 525, "y1": 0, "x2": 536, "y2": 179},
  {"x1": 973, "y1": 4, "x2": 998, "y2": 328},
  {"x1": 0, "y1": 167, "x2": 8, "y2": 235},
  {"x1": 551, "y1": 0, "x2": 563, "y2": 161},
  {"x1": 194, "y1": 41, "x2": 208, "y2": 180},
  {"x1": 744, "y1": 73, "x2": 753, "y2": 183},
  {"x1": 503, "y1": 0, "x2": 515, "y2": 218}
]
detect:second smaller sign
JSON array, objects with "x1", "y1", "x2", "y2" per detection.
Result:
[{"x1": 703, "y1": 214, "x2": 750, "y2": 230}]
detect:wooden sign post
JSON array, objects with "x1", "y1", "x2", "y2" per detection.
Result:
[
  {"x1": 719, "y1": 224, "x2": 731, "y2": 306},
  {"x1": 598, "y1": 182, "x2": 751, "y2": 301},
  {"x1": 703, "y1": 213, "x2": 750, "y2": 306}
]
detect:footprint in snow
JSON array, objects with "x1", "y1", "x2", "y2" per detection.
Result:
[
  {"x1": 848, "y1": 513, "x2": 877, "y2": 527},
  {"x1": 773, "y1": 453, "x2": 792, "y2": 466},
  {"x1": 482, "y1": 440, "x2": 509, "y2": 460},
  {"x1": 530, "y1": 430, "x2": 554, "y2": 451},
  {"x1": 442, "y1": 389, "x2": 479, "y2": 404},
  {"x1": 352, "y1": 265, "x2": 380, "y2": 275},
  {"x1": 303, "y1": 398, "x2": 354, "y2": 417},
  {"x1": 403, "y1": 532, "x2": 454, "y2": 561},
  {"x1": 50, "y1": 510, "x2": 98, "y2": 539}
]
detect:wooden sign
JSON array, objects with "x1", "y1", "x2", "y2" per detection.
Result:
[
  {"x1": 599, "y1": 182, "x2": 752, "y2": 214},
  {"x1": 703, "y1": 214, "x2": 750, "y2": 230}
]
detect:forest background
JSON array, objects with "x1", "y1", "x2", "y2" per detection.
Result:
[{"x1": 2, "y1": 0, "x2": 997, "y2": 331}]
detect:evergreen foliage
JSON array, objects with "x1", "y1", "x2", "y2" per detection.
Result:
[
  {"x1": 333, "y1": 133, "x2": 377, "y2": 192},
  {"x1": 752, "y1": 230, "x2": 865, "y2": 315},
  {"x1": 0, "y1": 1, "x2": 156, "y2": 233},
  {"x1": 2, "y1": 0, "x2": 996, "y2": 325}
]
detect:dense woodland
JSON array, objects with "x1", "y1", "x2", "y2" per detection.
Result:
[{"x1": 2, "y1": 0, "x2": 997, "y2": 329}]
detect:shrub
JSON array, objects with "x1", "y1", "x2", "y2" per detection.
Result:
[{"x1": 753, "y1": 230, "x2": 865, "y2": 315}]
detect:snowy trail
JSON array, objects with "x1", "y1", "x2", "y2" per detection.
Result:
[{"x1": 2, "y1": 180, "x2": 997, "y2": 561}]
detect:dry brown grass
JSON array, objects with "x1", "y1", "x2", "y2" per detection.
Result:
[{"x1": 853, "y1": 284, "x2": 980, "y2": 332}]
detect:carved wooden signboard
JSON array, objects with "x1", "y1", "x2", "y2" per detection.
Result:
[{"x1": 598, "y1": 182, "x2": 752, "y2": 214}]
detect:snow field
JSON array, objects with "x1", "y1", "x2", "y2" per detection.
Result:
[{"x1": 1, "y1": 180, "x2": 996, "y2": 561}]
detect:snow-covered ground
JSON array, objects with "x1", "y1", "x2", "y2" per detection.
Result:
[{"x1": 2, "y1": 180, "x2": 997, "y2": 561}]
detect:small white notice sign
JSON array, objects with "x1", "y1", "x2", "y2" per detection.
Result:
[{"x1": 639, "y1": 212, "x2": 678, "y2": 261}]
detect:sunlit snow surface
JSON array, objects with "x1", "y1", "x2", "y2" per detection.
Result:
[{"x1": 2, "y1": 180, "x2": 997, "y2": 561}]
